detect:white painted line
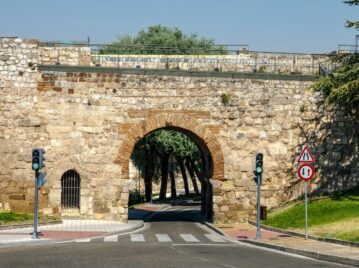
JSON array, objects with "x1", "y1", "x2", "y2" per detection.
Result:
[
  {"x1": 197, "y1": 257, "x2": 210, "y2": 262},
  {"x1": 155, "y1": 234, "x2": 172, "y2": 242},
  {"x1": 221, "y1": 264, "x2": 236, "y2": 268},
  {"x1": 205, "y1": 234, "x2": 226, "y2": 243},
  {"x1": 104, "y1": 235, "x2": 118, "y2": 242},
  {"x1": 171, "y1": 244, "x2": 239, "y2": 247},
  {"x1": 131, "y1": 234, "x2": 145, "y2": 242},
  {"x1": 180, "y1": 234, "x2": 199, "y2": 243},
  {"x1": 75, "y1": 238, "x2": 91, "y2": 243}
]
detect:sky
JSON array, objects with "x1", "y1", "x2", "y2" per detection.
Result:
[{"x1": 0, "y1": 0, "x2": 358, "y2": 53}]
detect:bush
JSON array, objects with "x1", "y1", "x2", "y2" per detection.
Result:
[
  {"x1": 128, "y1": 190, "x2": 145, "y2": 207},
  {"x1": 221, "y1": 92, "x2": 231, "y2": 105}
]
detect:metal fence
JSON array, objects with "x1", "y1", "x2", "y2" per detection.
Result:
[
  {"x1": 338, "y1": 44, "x2": 358, "y2": 54},
  {"x1": 39, "y1": 41, "x2": 250, "y2": 55}
]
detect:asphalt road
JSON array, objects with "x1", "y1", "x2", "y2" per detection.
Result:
[{"x1": 0, "y1": 205, "x2": 350, "y2": 268}]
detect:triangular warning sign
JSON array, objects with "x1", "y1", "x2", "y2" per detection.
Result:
[{"x1": 298, "y1": 146, "x2": 315, "y2": 163}]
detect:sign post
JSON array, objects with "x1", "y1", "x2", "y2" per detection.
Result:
[
  {"x1": 305, "y1": 181, "x2": 308, "y2": 239},
  {"x1": 297, "y1": 147, "x2": 315, "y2": 240}
]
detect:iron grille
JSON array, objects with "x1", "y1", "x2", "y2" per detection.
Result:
[{"x1": 61, "y1": 170, "x2": 80, "y2": 209}]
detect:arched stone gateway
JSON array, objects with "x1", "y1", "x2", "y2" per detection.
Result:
[
  {"x1": 115, "y1": 113, "x2": 225, "y2": 222},
  {"x1": 1, "y1": 37, "x2": 358, "y2": 226}
]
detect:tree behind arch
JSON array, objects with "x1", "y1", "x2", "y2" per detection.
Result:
[{"x1": 102, "y1": 24, "x2": 227, "y2": 55}]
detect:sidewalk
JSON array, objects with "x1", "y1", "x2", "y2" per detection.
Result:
[
  {"x1": 0, "y1": 217, "x2": 146, "y2": 247},
  {"x1": 0, "y1": 203, "x2": 166, "y2": 248},
  {"x1": 214, "y1": 222, "x2": 359, "y2": 267}
]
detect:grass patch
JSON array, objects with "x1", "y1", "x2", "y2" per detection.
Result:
[
  {"x1": 263, "y1": 188, "x2": 359, "y2": 230},
  {"x1": 333, "y1": 230, "x2": 359, "y2": 242},
  {"x1": 0, "y1": 211, "x2": 60, "y2": 225},
  {"x1": 0, "y1": 211, "x2": 32, "y2": 224}
]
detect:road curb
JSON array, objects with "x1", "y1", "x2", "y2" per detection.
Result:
[
  {"x1": 105, "y1": 221, "x2": 145, "y2": 236},
  {"x1": 241, "y1": 239, "x2": 359, "y2": 267},
  {"x1": 248, "y1": 220, "x2": 359, "y2": 248},
  {"x1": 202, "y1": 221, "x2": 359, "y2": 267},
  {"x1": 202, "y1": 221, "x2": 230, "y2": 237}
]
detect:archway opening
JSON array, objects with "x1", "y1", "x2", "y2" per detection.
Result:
[{"x1": 128, "y1": 127, "x2": 213, "y2": 222}]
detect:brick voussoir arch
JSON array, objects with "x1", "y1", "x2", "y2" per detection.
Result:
[{"x1": 115, "y1": 113, "x2": 224, "y2": 181}]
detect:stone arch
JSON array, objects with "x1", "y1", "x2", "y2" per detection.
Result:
[{"x1": 115, "y1": 113, "x2": 224, "y2": 182}]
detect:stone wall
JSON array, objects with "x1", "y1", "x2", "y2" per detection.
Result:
[
  {"x1": 0, "y1": 37, "x2": 41, "y2": 212},
  {"x1": 36, "y1": 42, "x2": 328, "y2": 75},
  {"x1": 0, "y1": 37, "x2": 358, "y2": 223},
  {"x1": 38, "y1": 45, "x2": 91, "y2": 66}
]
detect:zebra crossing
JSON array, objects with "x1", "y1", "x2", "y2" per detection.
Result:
[{"x1": 74, "y1": 232, "x2": 228, "y2": 244}]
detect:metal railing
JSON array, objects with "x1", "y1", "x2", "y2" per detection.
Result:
[
  {"x1": 338, "y1": 44, "x2": 358, "y2": 54},
  {"x1": 39, "y1": 41, "x2": 250, "y2": 55}
]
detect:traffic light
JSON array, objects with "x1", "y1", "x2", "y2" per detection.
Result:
[
  {"x1": 39, "y1": 148, "x2": 45, "y2": 169},
  {"x1": 255, "y1": 153, "x2": 263, "y2": 175},
  {"x1": 32, "y1": 148, "x2": 45, "y2": 170},
  {"x1": 37, "y1": 172, "x2": 47, "y2": 187},
  {"x1": 32, "y1": 149, "x2": 40, "y2": 170}
]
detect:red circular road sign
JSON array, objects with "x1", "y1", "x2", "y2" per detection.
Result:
[{"x1": 298, "y1": 163, "x2": 315, "y2": 181}]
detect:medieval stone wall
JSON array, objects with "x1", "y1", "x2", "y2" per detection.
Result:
[
  {"x1": 0, "y1": 38, "x2": 358, "y2": 223},
  {"x1": 91, "y1": 53, "x2": 327, "y2": 75},
  {"x1": 35, "y1": 42, "x2": 328, "y2": 75},
  {"x1": 0, "y1": 37, "x2": 40, "y2": 212},
  {"x1": 38, "y1": 45, "x2": 91, "y2": 66}
]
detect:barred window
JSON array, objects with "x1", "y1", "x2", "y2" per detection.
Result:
[{"x1": 61, "y1": 169, "x2": 80, "y2": 209}]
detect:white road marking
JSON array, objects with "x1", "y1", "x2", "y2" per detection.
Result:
[
  {"x1": 172, "y1": 244, "x2": 239, "y2": 247},
  {"x1": 205, "y1": 234, "x2": 226, "y2": 243},
  {"x1": 180, "y1": 234, "x2": 199, "y2": 243},
  {"x1": 75, "y1": 238, "x2": 91, "y2": 243},
  {"x1": 104, "y1": 235, "x2": 118, "y2": 242},
  {"x1": 131, "y1": 234, "x2": 145, "y2": 242},
  {"x1": 155, "y1": 234, "x2": 172, "y2": 242},
  {"x1": 197, "y1": 257, "x2": 210, "y2": 262},
  {"x1": 221, "y1": 264, "x2": 236, "y2": 268}
]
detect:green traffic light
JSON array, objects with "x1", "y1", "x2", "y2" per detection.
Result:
[{"x1": 256, "y1": 167, "x2": 263, "y2": 174}]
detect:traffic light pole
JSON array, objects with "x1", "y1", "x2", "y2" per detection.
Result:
[
  {"x1": 33, "y1": 170, "x2": 39, "y2": 239},
  {"x1": 256, "y1": 173, "x2": 261, "y2": 240}
]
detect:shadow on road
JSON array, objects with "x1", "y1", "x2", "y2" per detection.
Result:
[
  {"x1": 143, "y1": 209, "x2": 203, "y2": 222},
  {"x1": 128, "y1": 205, "x2": 203, "y2": 223}
]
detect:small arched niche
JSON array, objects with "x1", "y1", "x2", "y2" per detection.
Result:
[{"x1": 61, "y1": 169, "x2": 81, "y2": 210}]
